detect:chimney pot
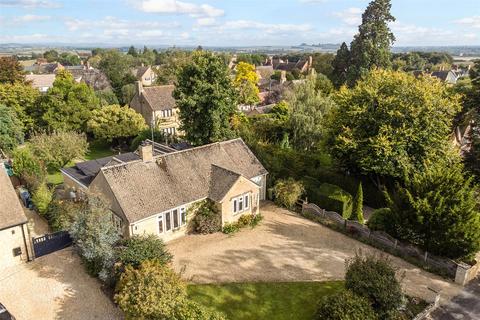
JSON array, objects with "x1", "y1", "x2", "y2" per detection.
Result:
[{"x1": 139, "y1": 143, "x2": 153, "y2": 162}]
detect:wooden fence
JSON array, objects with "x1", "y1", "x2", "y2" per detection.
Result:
[{"x1": 301, "y1": 202, "x2": 460, "y2": 280}]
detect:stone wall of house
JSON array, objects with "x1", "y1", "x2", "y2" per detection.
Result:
[
  {"x1": 220, "y1": 177, "x2": 260, "y2": 225},
  {"x1": 0, "y1": 224, "x2": 29, "y2": 270}
]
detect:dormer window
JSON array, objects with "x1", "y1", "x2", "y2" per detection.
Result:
[{"x1": 162, "y1": 109, "x2": 173, "y2": 117}]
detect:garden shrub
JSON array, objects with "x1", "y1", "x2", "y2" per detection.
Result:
[
  {"x1": 250, "y1": 214, "x2": 263, "y2": 227},
  {"x1": 11, "y1": 146, "x2": 45, "y2": 189},
  {"x1": 222, "y1": 222, "x2": 240, "y2": 234},
  {"x1": 192, "y1": 200, "x2": 222, "y2": 234},
  {"x1": 345, "y1": 253, "x2": 403, "y2": 317},
  {"x1": 31, "y1": 181, "x2": 53, "y2": 215},
  {"x1": 314, "y1": 290, "x2": 377, "y2": 320},
  {"x1": 237, "y1": 214, "x2": 254, "y2": 227},
  {"x1": 46, "y1": 199, "x2": 79, "y2": 231},
  {"x1": 115, "y1": 260, "x2": 187, "y2": 320},
  {"x1": 309, "y1": 183, "x2": 353, "y2": 219},
  {"x1": 118, "y1": 234, "x2": 172, "y2": 269},
  {"x1": 272, "y1": 178, "x2": 304, "y2": 209},
  {"x1": 367, "y1": 208, "x2": 392, "y2": 232}
]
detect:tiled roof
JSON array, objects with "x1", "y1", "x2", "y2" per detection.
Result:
[
  {"x1": 25, "y1": 74, "x2": 56, "y2": 88},
  {"x1": 0, "y1": 163, "x2": 27, "y2": 230},
  {"x1": 100, "y1": 139, "x2": 267, "y2": 223},
  {"x1": 141, "y1": 85, "x2": 176, "y2": 111}
]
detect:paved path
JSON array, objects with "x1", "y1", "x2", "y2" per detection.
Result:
[
  {"x1": 0, "y1": 248, "x2": 123, "y2": 320},
  {"x1": 168, "y1": 202, "x2": 463, "y2": 304},
  {"x1": 431, "y1": 279, "x2": 480, "y2": 320}
]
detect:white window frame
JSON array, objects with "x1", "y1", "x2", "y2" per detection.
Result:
[
  {"x1": 158, "y1": 206, "x2": 187, "y2": 233},
  {"x1": 232, "y1": 193, "x2": 251, "y2": 215}
]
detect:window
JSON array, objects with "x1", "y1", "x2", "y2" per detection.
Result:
[
  {"x1": 180, "y1": 207, "x2": 186, "y2": 225},
  {"x1": 12, "y1": 247, "x2": 21, "y2": 257},
  {"x1": 173, "y1": 209, "x2": 179, "y2": 229},
  {"x1": 165, "y1": 212, "x2": 172, "y2": 231},
  {"x1": 158, "y1": 215, "x2": 164, "y2": 234},
  {"x1": 232, "y1": 193, "x2": 251, "y2": 215}
]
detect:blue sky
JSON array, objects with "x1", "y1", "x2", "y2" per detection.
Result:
[{"x1": 0, "y1": 0, "x2": 479, "y2": 46}]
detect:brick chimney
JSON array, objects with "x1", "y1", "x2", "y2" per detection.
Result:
[{"x1": 139, "y1": 143, "x2": 153, "y2": 162}]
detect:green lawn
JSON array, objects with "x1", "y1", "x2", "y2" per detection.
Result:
[
  {"x1": 188, "y1": 281, "x2": 344, "y2": 320},
  {"x1": 46, "y1": 140, "x2": 115, "y2": 186}
]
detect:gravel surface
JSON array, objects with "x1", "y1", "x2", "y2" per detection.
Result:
[
  {"x1": 0, "y1": 247, "x2": 123, "y2": 320},
  {"x1": 168, "y1": 201, "x2": 463, "y2": 303}
]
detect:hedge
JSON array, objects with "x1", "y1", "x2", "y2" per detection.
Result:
[{"x1": 304, "y1": 180, "x2": 353, "y2": 219}]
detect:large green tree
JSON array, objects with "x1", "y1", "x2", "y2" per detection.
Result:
[
  {"x1": 0, "y1": 83, "x2": 39, "y2": 132},
  {"x1": 331, "y1": 42, "x2": 351, "y2": 88},
  {"x1": 347, "y1": 0, "x2": 396, "y2": 85},
  {"x1": 97, "y1": 49, "x2": 135, "y2": 103},
  {"x1": 287, "y1": 76, "x2": 336, "y2": 151},
  {"x1": 38, "y1": 70, "x2": 100, "y2": 131},
  {"x1": 386, "y1": 161, "x2": 480, "y2": 260},
  {"x1": 0, "y1": 57, "x2": 26, "y2": 84},
  {"x1": 174, "y1": 51, "x2": 237, "y2": 145},
  {"x1": 29, "y1": 131, "x2": 88, "y2": 171},
  {"x1": 327, "y1": 69, "x2": 461, "y2": 185},
  {"x1": 87, "y1": 104, "x2": 147, "y2": 142},
  {"x1": 0, "y1": 105, "x2": 24, "y2": 152}
]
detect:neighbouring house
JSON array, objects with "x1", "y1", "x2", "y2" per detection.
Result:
[
  {"x1": 431, "y1": 70, "x2": 459, "y2": 85},
  {"x1": 25, "y1": 74, "x2": 56, "y2": 93},
  {"x1": 0, "y1": 162, "x2": 31, "y2": 270},
  {"x1": 61, "y1": 139, "x2": 268, "y2": 242},
  {"x1": 131, "y1": 65, "x2": 156, "y2": 86},
  {"x1": 24, "y1": 61, "x2": 64, "y2": 74},
  {"x1": 256, "y1": 65, "x2": 274, "y2": 87},
  {"x1": 267, "y1": 56, "x2": 314, "y2": 74},
  {"x1": 129, "y1": 81, "x2": 180, "y2": 135},
  {"x1": 67, "y1": 64, "x2": 112, "y2": 91}
]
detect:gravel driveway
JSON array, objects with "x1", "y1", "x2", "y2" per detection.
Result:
[
  {"x1": 168, "y1": 202, "x2": 463, "y2": 303},
  {"x1": 0, "y1": 247, "x2": 122, "y2": 320}
]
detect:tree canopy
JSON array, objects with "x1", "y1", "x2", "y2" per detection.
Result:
[
  {"x1": 347, "y1": 0, "x2": 396, "y2": 85},
  {"x1": 0, "y1": 57, "x2": 26, "y2": 84},
  {"x1": 0, "y1": 104, "x2": 24, "y2": 152},
  {"x1": 327, "y1": 69, "x2": 461, "y2": 183},
  {"x1": 87, "y1": 104, "x2": 147, "y2": 142},
  {"x1": 38, "y1": 70, "x2": 100, "y2": 131},
  {"x1": 0, "y1": 82, "x2": 39, "y2": 133},
  {"x1": 174, "y1": 51, "x2": 237, "y2": 145},
  {"x1": 234, "y1": 62, "x2": 260, "y2": 106}
]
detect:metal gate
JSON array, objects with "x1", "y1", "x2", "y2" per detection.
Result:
[{"x1": 32, "y1": 231, "x2": 72, "y2": 258}]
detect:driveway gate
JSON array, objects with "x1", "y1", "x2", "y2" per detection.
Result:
[{"x1": 32, "y1": 231, "x2": 72, "y2": 258}]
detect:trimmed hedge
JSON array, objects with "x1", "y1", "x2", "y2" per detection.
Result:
[{"x1": 304, "y1": 179, "x2": 353, "y2": 219}]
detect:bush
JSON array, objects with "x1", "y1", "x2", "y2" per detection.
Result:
[
  {"x1": 45, "y1": 199, "x2": 79, "y2": 231},
  {"x1": 130, "y1": 129, "x2": 165, "y2": 151},
  {"x1": 237, "y1": 214, "x2": 254, "y2": 227},
  {"x1": 311, "y1": 183, "x2": 353, "y2": 219},
  {"x1": 250, "y1": 214, "x2": 263, "y2": 227},
  {"x1": 222, "y1": 222, "x2": 240, "y2": 234},
  {"x1": 11, "y1": 146, "x2": 45, "y2": 189},
  {"x1": 192, "y1": 200, "x2": 222, "y2": 234},
  {"x1": 314, "y1": 290, "x2": 377, "y2": 320},
  {"x1": 115, "y1": 260, "x2": 187, "y2": 320},
  {"x1": 31, "y1": 181, "x2": 53, "y2": 215},
  {"x1": 273, "y1": 178, "x2": 304, "y2": 209},
  {"x1": 345, "y1": 253, "x2": 403, "y2": 316},
  {"x1": 367, "y1": 208, "x2": 392, "y2": 232},
  {"x1": 118, "y1": 234, "x2": 172, "y2": 269}
]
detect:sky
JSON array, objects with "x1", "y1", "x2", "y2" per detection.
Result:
[{"x1": 0, "y1": 0, "x2": 479, "y2": 47}]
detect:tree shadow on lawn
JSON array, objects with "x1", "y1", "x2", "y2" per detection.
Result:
[{"x1": 188, "y1": 281, "x2": 344, "y2": 320}]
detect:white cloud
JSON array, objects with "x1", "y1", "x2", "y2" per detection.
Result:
[
  {"x1": 64, "y1": 16, "x2": 179, "y2": 32},
  {"x1": 333, "y1": 7, "x2": 362, "y2": 26},
  {"x1": 133, "y1": 0, "x2": 224, "y2": 18},
  {"x1": 391, "y1": 21, "x2": 478, "y2": 45},
  {"x1": 196, "y1": 17, "x2": 216, "y2": 27},
  {"x1": 454, "y1": 16, "x2": 480, "y2": 29},
  {"x1": 0, "y1": 0, "x2": 60, "y2": 8},
  {"x1": 14, "y1": 14, "x2": 51, "y2": 22}
]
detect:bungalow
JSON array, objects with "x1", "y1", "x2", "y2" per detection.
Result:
[
  {"x1": 0, "y1": 163, "x2": 31, "y2": 270},
  {"x1": 61, "y1": 139, "x2": 268, "y2": 242},
  {"x1": 129, "y1": 81, "x2": 180, "y2": 136}
]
